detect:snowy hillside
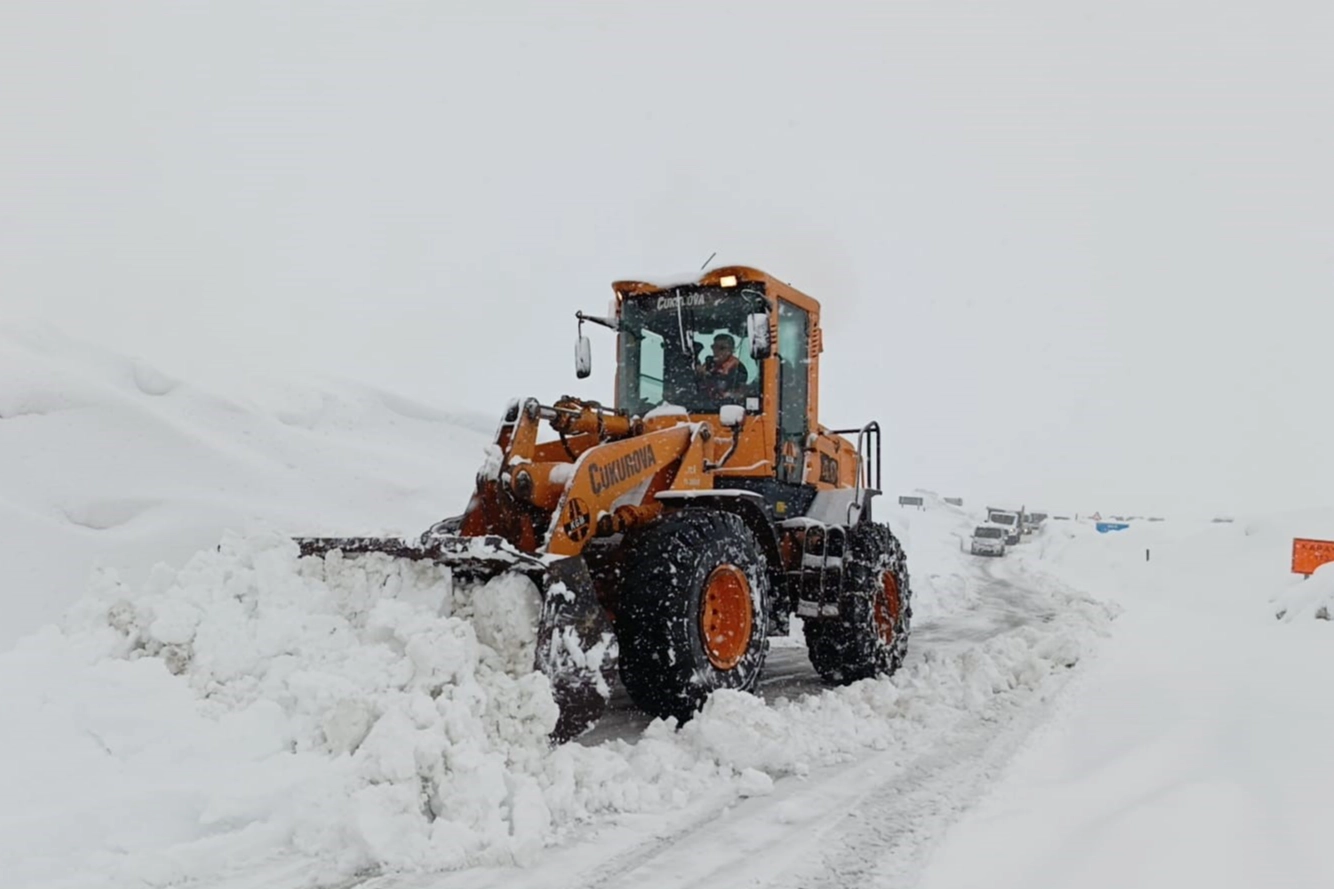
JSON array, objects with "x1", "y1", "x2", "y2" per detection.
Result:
[{"x1": 0, "y1": 327, "x2": 494, "y2": 647}]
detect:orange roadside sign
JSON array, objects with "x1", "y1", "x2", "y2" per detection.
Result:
[{"x1": 1291, "y1": 538, "x2": 1334, "y2": 576}]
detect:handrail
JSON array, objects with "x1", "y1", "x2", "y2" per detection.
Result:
[
  {"x1": 828, "y1": 421, "x2": 882, "y2": 491},
  {"x1": 828, "y1": 421, "x2": 882, "y2": 524}
]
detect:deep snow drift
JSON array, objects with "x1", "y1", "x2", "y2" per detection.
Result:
[{"x1": 1275, "y1": 561, "x2": 1334, "y2": 621}]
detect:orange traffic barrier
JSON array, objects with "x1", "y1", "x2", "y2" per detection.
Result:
[{"x1": 1291, "y1": 538, "x2": 1334, "y2": 576}]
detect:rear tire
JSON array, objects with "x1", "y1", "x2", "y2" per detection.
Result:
[
  {"x1": 804, "y1": 522, "x2": 911, "y2": 683},
  {"x1": 615, "y1": 509, "x2": 770, "y2": 723}
]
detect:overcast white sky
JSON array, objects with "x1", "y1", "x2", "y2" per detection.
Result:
[{"x1": 4, "y1": 2, "x2": 1333, "y2": 517}]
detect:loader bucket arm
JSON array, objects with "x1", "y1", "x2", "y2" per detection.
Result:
[{"x1": 545, "y1": 422, "x2": 702, "y2": 556}]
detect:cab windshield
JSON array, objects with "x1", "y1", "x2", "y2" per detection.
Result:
[
  {"x1": 975, "y1": 527, "x2": 1004, "y2": 539},
  {"x1": 617, "y1": 285, "x2": 765, "y2": 415}
]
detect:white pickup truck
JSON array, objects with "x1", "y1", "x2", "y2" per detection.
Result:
[{"x1": 970, "y1": 523, "x2": 1008, "y2": 557}]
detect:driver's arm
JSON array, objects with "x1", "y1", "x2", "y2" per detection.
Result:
[{"x1": 722, "y1": 363, "x2": 749, "y2": 398}]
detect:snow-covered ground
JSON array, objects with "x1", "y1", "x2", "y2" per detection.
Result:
[
  {"x1": 11, "y1": 329, "x2": 1327, "y2": 889},
  {"x1": 918, "y1": 514, "x2": 1334, "y2": 889}
]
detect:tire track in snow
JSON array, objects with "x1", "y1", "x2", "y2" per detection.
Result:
[
  {"x1": 577, "y1": 644, "x2": 830, "y2": 746},
  {"x1": 548, "y1": 564, "x2": 1086, "y2": 889},
  {"x1": 767, "y1": 671, "x2": 1072, "y2": 888}
]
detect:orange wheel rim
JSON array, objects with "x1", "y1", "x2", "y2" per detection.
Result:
[
  {"x1": 874, "y1": 571, "x2": 901, "y2": 645},
  {"x1": 700, "y1": 564, "x2": 753, "y2": 670}
]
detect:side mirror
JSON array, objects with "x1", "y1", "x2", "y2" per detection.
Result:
[
  {"x1": 746, "y1": 312, "x2": 772, "y2": 359},
  {"x1": 719, "y1": 404, "x2": 746, "y2": 428},
  {"x1": 575, "y1": 335, "x2": 592, "y2": 379}
]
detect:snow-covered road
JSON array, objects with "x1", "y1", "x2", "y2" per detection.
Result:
[{"x1": 916, "y1": 516, "x2": 1334, "y2": 889}]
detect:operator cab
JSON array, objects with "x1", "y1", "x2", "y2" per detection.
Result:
[
  {"x1": 616, "y1": 284, "x2": 765, "y2": 416},
  {"x1": 606, "y1": 272, "x2": 819, "y2": 489},
  {"x1": 573, "y1": 266, "x2": 855, "y2": 497}
]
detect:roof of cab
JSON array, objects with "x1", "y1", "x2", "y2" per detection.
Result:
[{"x1": 611, "y1": 266, "x2": 821, "y2": 315}]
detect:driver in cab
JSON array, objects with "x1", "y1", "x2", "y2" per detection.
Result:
[{"x1": 695, "y1": 333, "x2": 749, "y2": 401}]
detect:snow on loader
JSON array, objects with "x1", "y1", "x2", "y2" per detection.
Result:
[{"x1": 297, "y1": 267, "x2": 912, "y2": 742}]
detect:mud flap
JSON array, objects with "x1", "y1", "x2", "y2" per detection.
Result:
[{"x1": 537, "y1": 556, "x2": 618, "y2": 743}]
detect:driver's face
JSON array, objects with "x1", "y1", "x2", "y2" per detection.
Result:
[{"x1": 712, "y1": 343, "x2": 731, "y2": 357}]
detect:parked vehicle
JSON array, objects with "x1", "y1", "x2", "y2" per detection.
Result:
[
  {"x1": 986, "y1": 506, "x2": 1025, "y2": 545},
  {"x1": 970, "y1": 524, "x2": 1008, "y2": 556}
]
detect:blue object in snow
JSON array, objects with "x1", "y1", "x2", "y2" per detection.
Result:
[{"x1": 1096, "y1": 522, "x2": 1130, "y2": 533}]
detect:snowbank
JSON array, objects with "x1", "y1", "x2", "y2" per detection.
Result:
[
  {"x1": 918, "y1": 510, "x2": 1334, "y2": 889},
  {"x1": 0, "y1": 326, "x2": 492, "y2": 648},
  {"x1": 1020, "y1": 507, "x2": 1334, "y2": 625},
  {"x1": 884, "y1": 491, "x2": 983, "y2": 622},
  {"x1": 3, "y1": 516, "x2": 1112, "y2": 888},
  {"x1": 1274, "y1": 561, "x2": 1334, "y2": 622},
  {"x1": 3, "y1": 529, "x2": 561, "y2": 888}
]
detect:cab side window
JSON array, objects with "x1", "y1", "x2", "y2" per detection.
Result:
[{"x1": 777, "y1": 301, "x2": 809, "y2": 482}]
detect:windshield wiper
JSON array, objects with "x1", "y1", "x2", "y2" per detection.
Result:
[{"x1": 674, "y1": 298, "x2": 691, "y2": 353}]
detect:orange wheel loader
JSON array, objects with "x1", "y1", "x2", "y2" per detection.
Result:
[{"x1": 298, "y1": 267, "x2": 912, "y2": 742}]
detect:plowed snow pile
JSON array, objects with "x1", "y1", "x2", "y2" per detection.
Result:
[
  {"x1": 4, "y1": 518, "x2": 1110, "y2": 889},
  {"x1": 1274, "y1": 561, "x2": 1334, "y2": 621}
]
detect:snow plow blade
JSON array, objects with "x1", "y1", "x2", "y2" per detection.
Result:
[{"x1": 294, "y1": 535, "x2": 616, "y2": 743}]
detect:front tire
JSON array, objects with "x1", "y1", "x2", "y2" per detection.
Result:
[{"x1": 615, "y1": 509, "x2": 770, "y2": 723}]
